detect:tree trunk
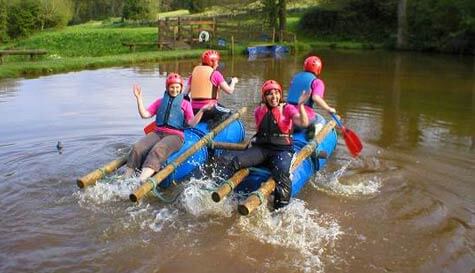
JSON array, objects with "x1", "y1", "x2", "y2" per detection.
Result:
[
  {"x1": 278, "y1": 0, "x2": 286, "y2": 42},
  {"x1": 397, "y1": 0, "x2": 407, "y2": 49}
]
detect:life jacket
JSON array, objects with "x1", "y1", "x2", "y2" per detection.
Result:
[
  {"x1": 155, "y1": 92, "x2": 185, "y2": 130},
  {"x1": 190, "y1": 65, "x2": 219, "y2": 100},
  {"x1": 254, "y1": 104, "x2": 293, "y2": 147},
  {"x1": 287, "y1": 71, "x2": 316, "y2": 107}
]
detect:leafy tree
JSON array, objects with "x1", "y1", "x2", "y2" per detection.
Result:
[
  {"x1": 38, "y1": 0, "x2": 73, "y2": 30},
  {"x1": 7, "y1": 0, "x2": 41, "y2": 38},
  {"x1": 70, "y1": 0, "x2": 125, "y2": 24},
  {"x1": 0, "y1": 0, "x2": 8, "y2": 42},
  {"x1": 122, "y1": 0, "x2": 158, "y2": 21}
]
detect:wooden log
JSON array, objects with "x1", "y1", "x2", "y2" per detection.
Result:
[
  {"x1": 238, "y1": 179, "x2": 276, "y2": 216},
  {"x1": 129, "y1": 107, "x2": 247, "y2": 202},
  {"x1": 238, "y1": 120, "x2": 337, "y2": 215},
  {"x1": 77, "y1": 156, "x2": 128, "y2": 188},
  {"x1": 211, "y1": 168, "x2": 250, "y2": 202},
  {"x1": 209, "y1": 138, "x2": 251, "y2": 150}
]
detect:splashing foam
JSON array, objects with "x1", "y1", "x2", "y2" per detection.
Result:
[
  {"x1": 75, "y1": 174, "x2": 142, "y2": 206},
  {"x1": 180, "y1": 177, "x2": 236, "y2": 218},
  {"x1": 312, "y1": 159, "x2": 382, "y2": 197},
  {"x1": 236, "y1": 199, "x2": 342, "y2": 273}
]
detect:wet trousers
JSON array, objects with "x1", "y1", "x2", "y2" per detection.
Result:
[
  {"x1": 220, "y1": 145, "x2": 293, "y2": 209},
  {"x1": 127, "y1": 131, "x2": 183, "y2": 172}
]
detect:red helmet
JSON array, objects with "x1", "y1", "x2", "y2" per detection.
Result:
[
  {"x1": 166, "y1": 72, "x2": 184, "y2": 88},
  {"x1": 261, "y1": 80, "x2": 282, "y2": 101},
  {"x1": 201, "y1": 50, "x2": 220, "y2": 66},
  {"x1": 303, "y1": 56, "x2": 322, "y2": 75}
]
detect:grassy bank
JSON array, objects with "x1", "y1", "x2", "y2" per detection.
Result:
[
  {"x1": 0, "y1": 49, "x2": 207, "y2": 79},
  {"x1": 0, "y1": 11, "x2": 375, "y2": 80}
]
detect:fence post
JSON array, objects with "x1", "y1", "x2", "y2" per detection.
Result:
[{"x1": 231, "y1": 35, "x2": 235, "y2": 56}]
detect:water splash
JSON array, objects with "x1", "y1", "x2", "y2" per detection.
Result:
[
  {"x1": 312, "y1": 158, "x2": 382, "y2": 197},
  {"x1": 75, "y1": 174, "x2": 141, "y2": 206},
  {"x1": 179, "y1": 177, "x2": 236, "y2": 218},
  {"x1": 234, "y1": 199, "x2": 342, "y2": 273}
]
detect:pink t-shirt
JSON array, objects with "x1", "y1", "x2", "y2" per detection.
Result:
[
  {"x1": 254, "y1": 104, "x2": 299, "y2": 131},
  {"x1": 296, "y1": 78, "x2": 325, "y2": 121},
  {"x1": 186, "y1": 70, "x2": 225, "y2": 109},
  {"x1": 147, "y1": 97, "x2": 195, "y2": 139}
]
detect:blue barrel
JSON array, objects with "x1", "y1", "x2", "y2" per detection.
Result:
[
  {"x1": 234, "y1": 114, "x2": 337, "y2": 197},
  {"x1": 159, "y1": 120, "x2": 246, "y2": 188}
]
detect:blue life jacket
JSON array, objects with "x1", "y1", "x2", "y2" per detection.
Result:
[
  {"x1": 287, "y1": 71, "x2": 316, "y2": 107},
  {"x1": 155, "y1": 92, "x2": 185, "y2": 130}
]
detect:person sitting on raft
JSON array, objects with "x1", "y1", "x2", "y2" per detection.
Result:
[
  {"x1": 184, "y1": 50, "x2": 238, "y2": 127},
  {"x1": 124, "y1": 73, "x2": 212, "y2": 182},
  {"x1": 217, "y1": 80, "x2": 310, "y2": 209},
  {"x1": 287, "y1": 55, "x2": 336, "y2": 131}
]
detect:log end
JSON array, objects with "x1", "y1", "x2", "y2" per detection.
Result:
[
  {"x1": 129, "y1": 193, "x2": 138, "y2": 202},
  {"x1": 237, "y1": 204, "x2": 250, "y2": 216},
  {"x1": 77, "y1": 179, "x2": 85, "y2": 189},
  {"x1": 211, "y1": 192, "x2": 221, "y2": 203}
]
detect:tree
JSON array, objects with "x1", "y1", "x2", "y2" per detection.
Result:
[
  {"x1": 0, "y1": 0, "x2": 8, "y2": 42},
  {"x1": 278, "y1": 0, "x2": 286, "y2": 41},
  {"x1": 262, "y1": 0, "x2": 287, "y2": 39},
  {"x1": 396, "y1": 0, "x2": 407, "y2": 48},
  {"x1": 38, "y1": 0, "x2": 73, "y2": 30},
  {"x1": 7, "y1": 0, "x2": 40, "y2": 38},
  {"x1": 122, "y1": 0, "x2": 158, "y2": 21}
]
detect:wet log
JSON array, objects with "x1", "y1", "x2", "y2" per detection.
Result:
[
  {"x1": 129, "y1": 107, "x2": 247, "y2": 202},
  {"x1": 238, "y1": 120, "x2": 336, "y2": 215},
  {"x1": 77, "y1": 156, "x2": 128, "y2": 188}
]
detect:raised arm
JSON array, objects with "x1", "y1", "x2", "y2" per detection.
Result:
[
  {"x1": 133, "y1": 84, "x2": 152, "y2": 119},
  {"x1": 313, "y1": 94, "x2": 336, "y2": 114},
  {"x1": 219, "y1": 77, "x2": 238, "y2": 95}
]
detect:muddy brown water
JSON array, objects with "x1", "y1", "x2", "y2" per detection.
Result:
[{"x1": 0, "y1": 50, "x2": 473, "y2": 273}]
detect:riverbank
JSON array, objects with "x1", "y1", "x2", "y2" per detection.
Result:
[{"x1": 0, "y1": 18, "x2": 374, "y2": 80}]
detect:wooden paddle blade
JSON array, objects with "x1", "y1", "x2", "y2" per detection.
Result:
[
  {"x1": 144, "y1": 122, "x2": 157, "y2": 134},
  {"x1": 343, "y1": 128, "x2": 363, "y2": 157}
]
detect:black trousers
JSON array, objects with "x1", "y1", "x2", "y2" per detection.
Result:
[{"x1": 219, "y1": 145, "x2": 293, "y2": 209}]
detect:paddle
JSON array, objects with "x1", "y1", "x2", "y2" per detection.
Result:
[
  {"x1": 144, "y1": 122, "x2": 157, "y2": 134},
  {"x1": 329, "y1": 113, "x2": 363, "y2": 157}
]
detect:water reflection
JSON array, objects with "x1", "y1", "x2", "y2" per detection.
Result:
[{"x1": 0, "y1": 50, "x2": 474, "y2": 273}]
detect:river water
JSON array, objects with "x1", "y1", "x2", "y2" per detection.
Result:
[{"x1": 0, "y1": 50, "x2": 473, "y2": 273}]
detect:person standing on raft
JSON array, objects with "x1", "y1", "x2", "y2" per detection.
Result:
[
  {"x1": 217, "y1": 80, "x2": 310, "y2": 209},
  {"x1": 287, "y1": 55, "x2": 336, "y2": 130},
  {"x1": 124, "y1": 73, "x2": 212, "y2": 182},
  {"x1": 184, "y1": 50, "x2": 239, "y2": 127}
]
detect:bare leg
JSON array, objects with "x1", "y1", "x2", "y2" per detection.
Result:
[
  {"x1": 139, "y1": 167, "x2": 155, "y2": 182},
  {"x1": 124, "y1": 167, "x2": 135, "y2": 178}
]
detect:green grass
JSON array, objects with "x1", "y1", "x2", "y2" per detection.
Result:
[
  {"x1": 6, "y1": 26, "x2": 157, "y2": 57},
  {"x1": 0, "y1": 49, "x2": 205, "y2": 79},
  {"x1": 158, "y1": 9, "x2": 190, "y2": 18},
  {"x1": 0, "y1": 2, "x2": 381, "y2": 80}
]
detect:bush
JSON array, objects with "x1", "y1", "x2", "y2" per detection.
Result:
[
  {"x1": 298, "y1": 0, "x2": 397, "y2": 42},
  {"x1": 407, "y1": 0, "x2": 474, "y2": 54},
  {"x1": 7, "y1": 0, "x2": 41, "y2": 39},
  {"x1": 0, "y1": 0, "x2": 8, "y2": 42},
  {"x1": 122, "y1": 0, "x2": 158, "y2": 21}
]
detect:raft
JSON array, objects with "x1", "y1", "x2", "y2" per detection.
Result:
[
  {"x1": 211, "y1": 114, "x2": 338, "y2": 214},
  {"x1": 239, "y1": 115, "x2": 336, "y2": 194},
  {"x1": 247, "y1": 44, "x2": 289, "y2": 56},
  {"x1": 158, "y1": 120, "x2": 245, "y2": 188},
  {"x1": 77, "y1": 108, "x2": 247, "y2": 191}
]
